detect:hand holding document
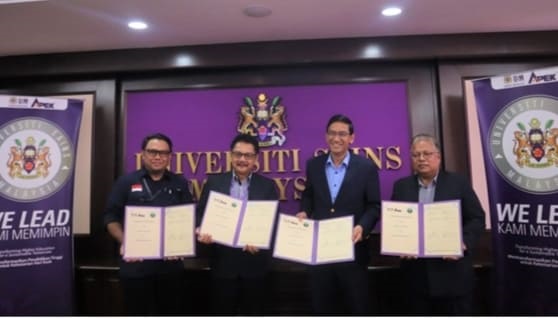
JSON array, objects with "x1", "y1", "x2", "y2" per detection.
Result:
[
  {"x1": 123, "y1": 204, "x2": 195, "y2": 259},
  {"x1": 199, "y1": 191, "x2": 278, "y2": 248},
  {"x1": 381, "y1": 200, "x2": 463, "y2": 257},
  {"x1": 273, "y1": 214, "x2": 354, "y2": 265}
]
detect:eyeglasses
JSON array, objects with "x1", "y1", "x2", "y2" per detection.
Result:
[
  {"x1": 327, "y1": 130, "x2": 351, "y2": 138},
  {"x1": 144, "y1": 149, "x2": 171, "y2": 158},
  {"x1": 411, "y1": 151, "x2": 439, "y2": 159},
  {"x1": 231, "y1": 151, "x2": 257, "y2": 160}
]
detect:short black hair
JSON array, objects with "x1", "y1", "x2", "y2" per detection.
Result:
[
  {"x1": 230, "y1": 133, "x2": 260, "y2": 154},
  {"x1": 326, "y1": 114, "x2": 354, "y2": 135},
  {"x1": 141, "y1": 133, "x2": 173, "y2": 152}
]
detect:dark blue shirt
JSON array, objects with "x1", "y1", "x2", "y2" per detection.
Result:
[{"x1": 103, "y1": 168, "x2": 194, "y2": 277}]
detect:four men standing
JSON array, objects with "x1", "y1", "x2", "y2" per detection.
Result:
[{"x1": 104, "y1": 123, "x2": 485, "y2": 315}]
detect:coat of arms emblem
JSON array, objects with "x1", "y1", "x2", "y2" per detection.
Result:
[
  {"x1": 0, "y1": 117, "x2": 73, "y2": 202},
  {"x1": 237, "y1": 93, "x2": 288, "y2": 147},
  {"x1": 7, "y1": 136, "x2": 51, "y2": 179},
  {"x1": 513, "y1": 118, "x2": 558, "y2": 168},
  {"x1": 489, "y1": 95, "x2": 558, "y2": 194}
]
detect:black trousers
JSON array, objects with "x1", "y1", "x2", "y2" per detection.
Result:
[
  {"x1": 406, "y1": 293, "x2": 474, "y2": 315},
  {"x1": 309, "y1": 263, "x2": 371, "y2": 315},
  {"x1": 210, "y1": 275, "x2": 268, "y2": 315},
  {"x1": 121, "y1": 271, "x2": 185, "y2": 315}
]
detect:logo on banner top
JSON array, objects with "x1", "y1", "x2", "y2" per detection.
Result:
[
  {"x1": 492, "y1": 67, "x2": 558, "y2": 90},
  {"x1": 237, "y1": 93, "x2": 288, "y2": 147},
  {"x1": 528, "y1": 72, "x2": 557, "y2": 84},
  {"x1": 0, "y1": 117, "x2": 74, "y2": 202},
  {"x1": 488, "y1": 95, "x2": 558, "y2": 194},
  {"x1": 0, "y1": 96, "x2": 68, "y2": 110}
]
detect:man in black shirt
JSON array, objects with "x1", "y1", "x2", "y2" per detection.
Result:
[{"x1": 103, "y1": 133, "x2": 193, "y2": 314}]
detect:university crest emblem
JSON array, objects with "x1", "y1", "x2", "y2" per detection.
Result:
[
  {"x1": 513, "y1": 118, "x2": 558, "y2": 168},
  {"x1": 488, "y1": 95, "x2": 558, "y2": 194},
  {"x1": 0, "y1": 117, "x2": 74, "y2": 202},
  {"x1": 8, "y1": 136, "x2": 52, "y2": 179},
  {"x1": 237, "y1": 93, "x2": 288, "y2": 147}
]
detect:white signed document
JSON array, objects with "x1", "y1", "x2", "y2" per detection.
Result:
[
  {"x1": 423, "y1": 201, "x2": 462, "y2": 257},
  {"x1": 273, "y1": 214, "x2": 315, "y2": 263},
  {"x1": 163, "y1": 204, "x2": 196, "y2": 257},
  {"x1": 123, "y1": 206, "x2": 163, "y2": 259},
  {"x1": 199, "y1": 191, "x2": 244, "y2": 246},
  {"x1": 124, "y1": 204, "x2": 196, "y2": 259},
  {"x1": 381, "y1": 201, "x2": 420, "y2": 256},
  {"x1": 315, "y1": 216, "x2": 354, "y2": 264},
  {"x1": 273, "y1": 214, "x2": 355, "y2": 265},
  {"x1": 380, "y1": 200, "x2": 462, "y2": 257},
  {"x1": 236, "y1": 200, "x2": 278, "y2": 248}
]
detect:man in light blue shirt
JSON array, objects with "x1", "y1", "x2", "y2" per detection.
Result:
[{"x1": 298, "y1": 114, "x2": 381, "y2": 314}]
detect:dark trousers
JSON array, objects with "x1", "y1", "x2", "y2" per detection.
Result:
[
  {"x1": 210, "y1": 275, "x2": 267, "y2": 315},
  {"x1": 406, "y1": 293, "x2": 474, "y2": 315},
  {"x1": 121, "y1": 272, "x2": 185, "y2": 315},
  {"x1": 309, "y1": 263, "x2": 370, "y2": 315}
]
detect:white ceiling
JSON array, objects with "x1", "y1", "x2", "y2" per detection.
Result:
[{"x1": 1, "y1": 0, "x2": 557, "y2": 57}]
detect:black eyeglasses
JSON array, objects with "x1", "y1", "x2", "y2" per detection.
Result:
[
  {"x1": 144, "y1": 149, "x2": 171, "y2": 158},
  {"x1": 231, "y1": 151, "x2": 257, "y2": 159}
]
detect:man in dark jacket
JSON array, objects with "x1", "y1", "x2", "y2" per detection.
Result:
[
  {"x1": 196, "y1": 133, "x2": 279, "y2": 315},
  {"x1": 391, "y1": 133, "x2": 485, "y2": 315},
  {"x1": 297, "y1": 114, "x2": 381, "y2": 314}
]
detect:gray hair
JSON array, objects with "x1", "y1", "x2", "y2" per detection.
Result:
[{"x1": 411, "y1": 134, "x2": 441, "y2": 152}]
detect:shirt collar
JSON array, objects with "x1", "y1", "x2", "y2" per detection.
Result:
[
  {"x1": 232, "y1": 171, "x2": 252, "y2": 184},
  {"x1": 326, "y1": 152, "x2": 350, "y2": 167},
  {"x1": 417, "y1": 173, "x2": 438, "y2": 188},
  {"x1": 140, "y1": 167, "x2": 172, "y2": 180}
]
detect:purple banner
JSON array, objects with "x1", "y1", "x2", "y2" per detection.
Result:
[
  {"x1": 0, "y1": 96, "x2": 82, "y2": 314},
  {"x1": 125, "y1": 82, "x2": 411, "y2": 216},
  {"x1": 473, "y1": 68, "x2": 558, "y2": 314}
]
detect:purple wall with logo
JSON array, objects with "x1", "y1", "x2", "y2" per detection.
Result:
[{"x1": 125, "y1": 82, "x2": 412, "y2": 215}]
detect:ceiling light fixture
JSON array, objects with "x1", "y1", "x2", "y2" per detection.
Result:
[
  {"x1": 175, "y1": 54, "x2": 195, "y2": 67},
  {"x1": 382, "y1": 7, "x2": 402, "y2": 17},
  {"x1": 243, "y1": 5, "x2": 272, "y2": 18},
  {"x1": 0, "y1": 0, "x2": 47, "y2": 4},
  {"x1": 128, "y1": 20, "x2": 148, "y2": 30},
  {"x1": 363, "y1": 45, "x2": 383, "y2": 58}
]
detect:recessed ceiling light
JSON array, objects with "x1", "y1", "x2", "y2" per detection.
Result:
[
  {"x1": 382, "y1": 7, "x2": 402, "y2": 17},
  {"x1": 175, "y1": 54, "x2": 195, "y2": 67},
  {"x1": 363, "y1": 45, "x2": 383, "y2": 58},
  {"x1": 128, "y1": 21, "x2": 148, "y2": 30},
  {"x1": 243, "y1": 5, "x2": 272, "y2": 18}
]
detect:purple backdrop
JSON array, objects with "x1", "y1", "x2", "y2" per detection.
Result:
[{"x1": 125, "y1": 82, "x2": 412, "y2": 216}]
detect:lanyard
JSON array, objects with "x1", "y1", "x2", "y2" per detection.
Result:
[{"x1": 141, "y1": 177, "x2": 163, "y2": 202}]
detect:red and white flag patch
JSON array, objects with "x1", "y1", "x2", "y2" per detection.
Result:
[{"x1": 131, "y1": 183, "x2": 143, "y2": 192}]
